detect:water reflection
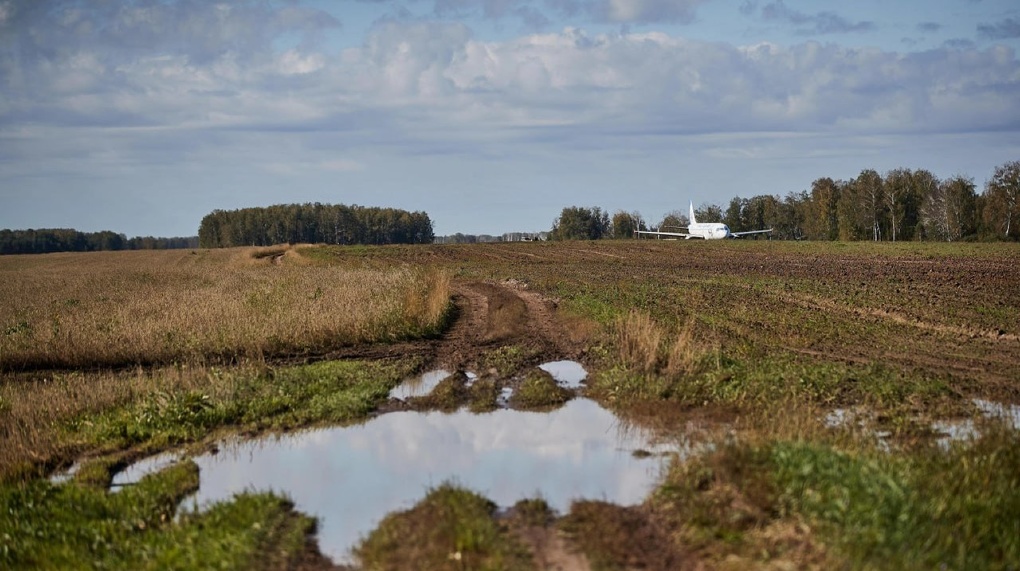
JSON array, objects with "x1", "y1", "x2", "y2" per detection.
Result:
[
  {"x1": 538, "y1": 360, "x2": 587, "y2": 388},
  {"x1": 825, "y1": 399, "x2": 1020, "y2": 450},
  {"x1": 111, "y1": 451, "x2": 182, "y2": 490},
  {"x1": 172, "y1": 398, "x2": 674, "y2": 563},
  {"x1": 388, "y1": 369, "x2": 451, "y2": 400}
]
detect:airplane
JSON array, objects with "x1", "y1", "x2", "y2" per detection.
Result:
[{"x1": 635, "y1": 201, "x2": 773, "y2": 240}]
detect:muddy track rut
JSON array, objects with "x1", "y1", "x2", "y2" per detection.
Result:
[
  {"x1": 310, "y1": 279, "x2": 588, "y2": 378},
  {"x1": 434, "y1": 280, "x2": 587, "y2": 372}
]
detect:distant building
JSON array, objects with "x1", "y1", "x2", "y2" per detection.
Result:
[
  {"x1": 434, "y1": 232, "x2": 547, "y2": 244},
  {"x1": 502, "y1": 232, "x2": 549, "y2": 242}
]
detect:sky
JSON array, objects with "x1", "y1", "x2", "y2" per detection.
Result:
[{"x1": 2, "y1": 0, "x2": 1019, "y2": 237}]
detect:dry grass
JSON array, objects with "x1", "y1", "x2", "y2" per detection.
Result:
[
  {"x1": 0, "y1": 365, "x2": 227, "y2": 478},
  {"x1": 616, "y1": 310, "x2": 663, "y2": 374},
  {"x1": 615, "y1": 310, "x2": 709, "y2": 377},
  {"x1": 0, "y1": 246, "x2": 451, "y2": 370}
]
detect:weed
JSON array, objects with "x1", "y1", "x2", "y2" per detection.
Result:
[
  {"x1": 559, "y1": 500, "x2": 684, "y2": 571},
  {"x1": 468, "y1": 377, "x2": 499, "y2": 413},
  {"x1": 0, "y1": 359, "x2": 414, "y2": 481},
  {"x1": 0, "y1": 461, "x2": 314, "y2": 570},
  {"x1": 353, "y1": 483, "x2": 533, "y2": 570},
  {"x1": 480, "y1": 345, "x2": 535, "y2": 377},
  {"x1": 408, "y1": 371, "x2": 470, "y2": 412},
  {"x1": 508, "y1": 498, "x2": 555, "y2": 527},
  {"x1": 509, "y1": 369, "x2": 572, "y2": 410}
]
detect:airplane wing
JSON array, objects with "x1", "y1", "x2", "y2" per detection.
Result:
[
  {"x1": 730, "y1": 228, "x2": 773, "y2": 238},
  {"x1": 635, "y1": 230, "x2": 691, "y2": 238}
]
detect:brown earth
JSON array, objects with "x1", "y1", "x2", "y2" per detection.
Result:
[
  {"x1": 311, "y1": 278, "x2": 593, "y2": 379},
  {"x1": 433, "y1": 280, "x2": 591, "y2": 372},
  {"x1": 19, "y1": 241, "x2": 1019, "y2": 570}
]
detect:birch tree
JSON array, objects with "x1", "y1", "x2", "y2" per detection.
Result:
[{"x1": 983, "y1": 160, "x2": 1020, "y2": 240}]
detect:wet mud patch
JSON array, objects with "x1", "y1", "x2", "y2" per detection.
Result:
[
  {"x1": 560, "y1": 500, "x2": 689, "y2": 571},
  {"x1": 387, "y1": 358, "x2": 590, "y2": 413}
]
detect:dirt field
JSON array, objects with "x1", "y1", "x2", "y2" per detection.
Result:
[
  {"x1": 313, "y1": 240, "x2": 1020, "y2": 402},
  {"x1": 4, "y1": 240, "x2": 1019, "y2": 570}
]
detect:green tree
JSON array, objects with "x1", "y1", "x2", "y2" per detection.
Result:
[
  {"x1": 855, "y1": 169, "x2": 886, "y2": 241},
  {"x1": 805, "y1": 177, "x2": 840, "y2": 240},
  {"x1": 724, "y1": 198, "x2": 747, "y2": 233},
  {"x1": 694, "y1": 203, "x2": 723, "y2": 223},
  {"x1": 983, "y1": 160, "x2": 1020, "y2": 240},
  {"x1": 656, "y1": 210, "x2": 688, "y2": 232},
  {"x1": 550, "y1": 207, "x2": 611, "y2": 240},
  {"x1": 921, "y1": 175, "x2": 977, "y2": 241},
  {"x1": 884, "y1": 168, "x2": 921, "y2": 241},
  {"x1": 611, "y1": 210, "x2": 644, "y2": 239}
]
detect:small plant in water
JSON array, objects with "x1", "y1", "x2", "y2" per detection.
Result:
[{"x1": 510, "y1": 369, "x2": 571, "y2": 410}]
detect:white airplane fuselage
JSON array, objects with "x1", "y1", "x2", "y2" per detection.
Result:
[
  {"x1": 686, "y1": 222, "x2": 733, "y2": 239},
  {"x1": 633, "y1": 200, "x2": 772, "y2": 240}
]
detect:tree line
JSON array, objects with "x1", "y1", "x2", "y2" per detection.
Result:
[
  {"x1": 0, "y1": 229, "x2": 198, "y2": 255},
  {"x1": 551, "y1": 160, "x2": 1020, "y2": 242},
  {"x1": 197, "y1": 203, "x2": 434, "y2": 248}
]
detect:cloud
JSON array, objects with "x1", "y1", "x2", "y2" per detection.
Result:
[
  {"x1": 753, "y1": 0, "x2": 875, "y2": 35},
  {"x1": 917, "y1": 22, "x2": 941, "y2": 33},
  {"x1": 3, "y1": 6, "x2": 1019, "y2": 185},
  {"x1": 597, "y1": 0, "x2": 708, "y2": 24},
  {"x1": 978, "y1": 17, "x2": 1020, "y2": 39},
  {"x1": 428, "y1": 0, "x2": 709, "y2": 26}
]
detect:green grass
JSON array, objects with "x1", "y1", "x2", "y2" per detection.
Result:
[
  {"x1": 468, "y1": 377, "x2": 499, "y2": 413},
  {"x1": 479, "y1": 345, "x2": 537, "y2": 377},
  {"x1": 0, "y1": 461, "x2": 315, "y2": 570},
  {"x1": 509, "y1": 369, "x2": 572, "y2": 410},
  {"x1": 353, "y1": 483, "x2": 533, "y2": 571},
  {"x1": 407, "y1": 371, "x2": 470, "y2": 412},
  {"x1": 64, "y1": 359, "x2": 416, "y2": 456},
  {"x1": 651, "y1": 425, "x2": 1020, "y2": 570},
  {"x1": 770, "y1": 429, "x2": 1020, "y2": 570},
  {"x1": 590, "y1": 353, "x2": 959, "y2": 426}
]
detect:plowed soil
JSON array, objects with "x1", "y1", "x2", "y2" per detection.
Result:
[{"x1": 318, "y1": 240, "x2": 1020, "y2": 402}]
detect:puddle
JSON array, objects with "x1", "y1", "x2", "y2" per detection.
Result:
[
  {"x1": 932, "y1": 419, "x2": 980, "y2": 447},
  {"x1": 49, "y1": 460, "x2": 83, "y2": 485},
  {"x1": 111, "y1": 451, "x2": 183, "y2": 490},
  {"x1": 538, "y1": 360, "x2": 587, "y2": 389},
  {"x1": 934, "y1": 399, "x2": 1020, "y2": 448},
  {"x1": 973, "y1": 398, "x2": 1020, "y2": 429},
  {"x1": 496, "y1": 387, "x2": 513, "y2": 408},
  {"x1": 389, "y1": 370, "x2": 478, "y2": 400},
  {"x1": 827, "y1": 399, "x2": 1020, "y2": 450},
  {"x1": 388, "y1": 369, "x2": 450, "y2": 400},
  {"x1": 119, "y1": 398, "x2": 680, "y2": 564}
]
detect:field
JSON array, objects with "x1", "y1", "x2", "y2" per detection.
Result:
[{"x1": 1, "y1": 240, "x2": 1019, "y2": 570}]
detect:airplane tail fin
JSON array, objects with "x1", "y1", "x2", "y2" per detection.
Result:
[{"x1": 689, "y1": 201, "x2": 697, "y2": 225}]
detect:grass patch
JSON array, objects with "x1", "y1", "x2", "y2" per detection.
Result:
[
  {"x1": 509, "y1": 369, "x2": 572, "y2": 410},
  {"x1": 591, "y1": 340, "x2": 958, "y2": 428},
  {"x1": 71, "y1": 359, "x2": 413, "y2": 451},
  {"x1": 353, "y1": 483, "x2": 533, "y2": 571},
  {"x1": 770, "y1": 429, "x2": 1020, "y2": 570},
  {"x1": 468, "y1": 377, "x2": 499, "y2": 413},
  {"x1": 0, "y1": 461, "x2": 314, "y2": 570},
  {"x1": 559, "y1": 500, "x2": 684, "y2": 571},
  {"x1": 0, "y1": 248, "x2": 451, "y2": 370},
  {"x1": 1, "y1": 359, "x2": 416, "y2": 481},
  {"x1": 651, "y1": 424, "x2": 1020, "y2": 570},
  {"x1": 408, "y1": 371, "x2": 470, "y2": 412},
  {"x1": 479, "y1": 345, "x2": 537, "y2": 377}
]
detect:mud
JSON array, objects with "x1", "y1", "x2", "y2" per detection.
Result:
[{"x1": 297, "y1": 279, "x2": 589, "y2": 380}]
